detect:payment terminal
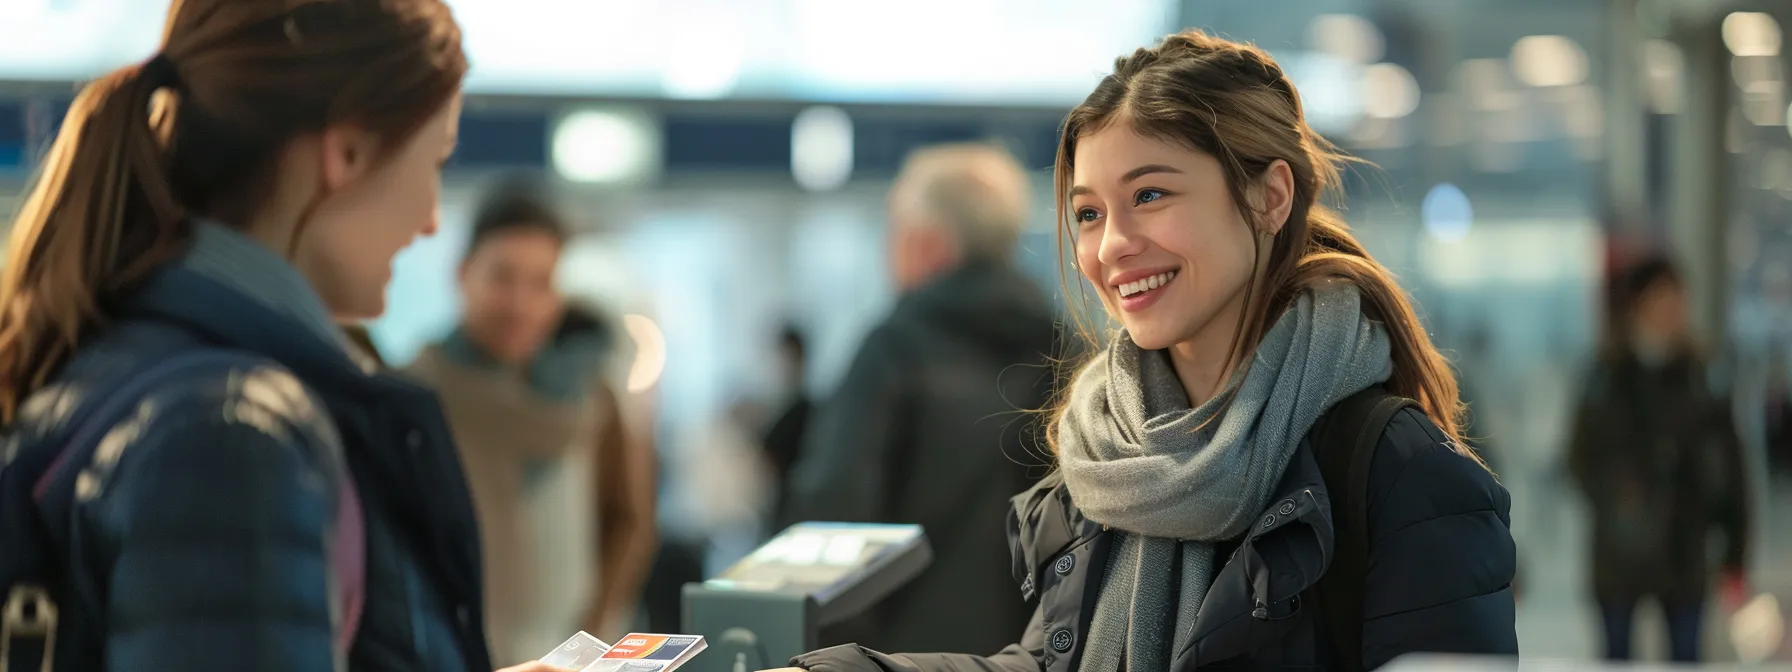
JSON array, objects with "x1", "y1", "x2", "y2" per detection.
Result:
[{"x1": 681, "y1": 523, "x2": 932, "y2": 672}]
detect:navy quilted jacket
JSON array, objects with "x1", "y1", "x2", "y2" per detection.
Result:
[{"x1": 4, "y1": 229, "x2": 494, "y2": 671}]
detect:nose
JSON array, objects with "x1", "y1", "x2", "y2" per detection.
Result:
[{"x1": 1096, "y1": 210, "x2": 1147, "y2": 269}]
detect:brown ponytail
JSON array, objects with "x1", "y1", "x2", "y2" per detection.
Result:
[
  {"x1": 1050, "y1": 29, "x2": 1480, "y2": 466},
  {"x1": 0, "y1": 0, "x2": 466, "y2": 422},
  {"x1": 0, "y1": 60, "x2": 188, "y2": 420}
]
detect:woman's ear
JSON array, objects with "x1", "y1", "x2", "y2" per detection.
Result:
[
  {"x1": 1258, "y1": 160, "x2": 1295, "y2": 236},
  {"x1": 318, "y1": 123, "x2": 378, "y2": 191}
]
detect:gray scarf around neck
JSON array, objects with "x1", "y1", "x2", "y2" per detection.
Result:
[{"x1": 1058, "y1": 283, "x2": 1393, "y2": 672}]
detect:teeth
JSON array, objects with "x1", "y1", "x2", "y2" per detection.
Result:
[{"x1": 1118, "y1": 271, "x2": 1176, "y2": 298}]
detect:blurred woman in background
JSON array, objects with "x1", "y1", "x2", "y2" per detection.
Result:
[
  {"x1": 406, "y1": 181, "x2": 657, "y2": 664},
  {"x1": 1569, "y1": 253, "x2": 1751, "y2": 662},
  {"x1": 0, "y1": 0, "x2": 555, "y2": 669}
]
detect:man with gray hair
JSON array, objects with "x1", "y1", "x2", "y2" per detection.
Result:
[
  {"x1": 782, "y1": 143, "x2": 1057, "y2": 655},
  {"x1": 885, "y1": 143, "x2": 1034, "y2": 291}
]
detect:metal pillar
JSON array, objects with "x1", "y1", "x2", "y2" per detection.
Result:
[
  {"x1": 1664, "y1": 7, "x2": 1733, "y2": 347},
  {"x1": 1602, "y1": 0, "x2": 1651, "y2": 231}
]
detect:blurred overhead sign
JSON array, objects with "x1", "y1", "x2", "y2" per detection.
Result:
[{"x1": 0, "y1": 0, "x2": 1173, "y2": 106}]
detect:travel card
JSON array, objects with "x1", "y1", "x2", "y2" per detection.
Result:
[{"x1": 586, "y1": 633, "x2": 708, "y2": 672}]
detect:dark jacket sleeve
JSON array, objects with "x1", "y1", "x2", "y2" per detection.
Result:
[
  {"x1": 1704, "y1": 396, "x2": 1752, "y2": 571},
  {"x1": 790, "y1": 604, "x2": 1045, "y2": 672},
  {"x1": 90, "y1": 369, "x2": 348, "y2": 672},
  {"x1": 1566, "y1": 363, "x2": 1619, "y2": 502},
  {"x1": 1360, "y1": 410, "x2": 1518, "y2": 669},
  {"x1": 783, "y1": 325, "x2": 909, "y2": 527}
]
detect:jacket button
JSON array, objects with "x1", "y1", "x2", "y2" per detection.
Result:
[
  {"x1": 456, "y1": 605, "x2": 472, "y2": 627},
  {"x1": 405, "y1": 429, "x2": 423, "y2": 449},
  {"x1": 1054, "y1": 554, "x2": 1076, "y2": 575},
  {"x1": 1260, "y1": 513, "x2": 1277, "y2": 529},
  {"x1": 1049, "y1": 628, "x2": 1075, "y2": 653},
  {"x1": 1277, "y1": 500, "x2": 1296, "y2": 515}
]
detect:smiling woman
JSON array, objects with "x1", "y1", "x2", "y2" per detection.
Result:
[
  {"x1": 774, "y1": 28, "x2": 1516, "y2": 672},
  {"x1": 1053, "y1": 38, "x2": 1461, "y2": 421},
  {"x1": 1042, "y1": 29, "x2": 1513, "y2": 671}
]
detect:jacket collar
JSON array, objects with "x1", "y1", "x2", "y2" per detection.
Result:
[
  {"x1": 893, "y1": 261, "x2": 1056, "y2": 351},
  {"x1": 435, "y1": 326, "x2": 609, "y2": 403},
  {"x1": 1176, "y1": 443, "x2": 1335, "y2": 664},
  {"x1": 1010, "y1": 472, "x2": 1083, "y2": 601},
  {"x1": 181, "y1": 221, "x2": 346, "y2": 352},
  {"x1": 124, "y1": 222, "x2": 393, "y2": 392}
]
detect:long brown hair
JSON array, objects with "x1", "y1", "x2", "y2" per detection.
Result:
[
  {"x1": 1050, "y1": 30, "x2": 1476, "y2": 462},
  {"x1": 0, "y1": 0, "x2": 466, "y2": 421}
]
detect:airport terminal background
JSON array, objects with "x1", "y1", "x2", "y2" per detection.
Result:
[{"x1": 3, "y1": 0, "x2": 1792, "y2": 664}]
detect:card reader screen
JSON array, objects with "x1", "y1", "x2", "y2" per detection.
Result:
[{"x1": 705, "y1": 524, "x2": 924, "y2": 597}]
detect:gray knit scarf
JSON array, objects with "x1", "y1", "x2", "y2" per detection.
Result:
[{"x1": 1058, "y1": 284, "x2": 1393, "y2": 672}]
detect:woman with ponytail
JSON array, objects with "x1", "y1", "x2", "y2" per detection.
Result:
[
  {"x1": 776, "y1": 29, "x2": 1516, "y2": 672},
  {"x1": 0, "y1": 2, "x2": 569, "y2": 671}
]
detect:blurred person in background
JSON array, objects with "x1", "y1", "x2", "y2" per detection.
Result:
[
  {"x1": 762, "y1": 324, "x2": 813, "y2": 527},
  {"x1": 781, "y1": 142, "x2": 1057, "y2": 655},
  {"x1": 1568, "y1": 253, "x2": 1751, "y2": 663},
  {"x1": 0, "y1": 0, "x2": 581, "y2": 669},
  {"x1": 681, "y1": 397, "x2": 776, "y2": 573},
  {"x1": 1766, "y1": 344, "x2": 1792, "y2": 479},
  {"x1": 779, "y1": 29, "x2": 1515, "y2": 672},
  {"x1": 407, "y1": 182, "x2": 657, "y2": 663}
]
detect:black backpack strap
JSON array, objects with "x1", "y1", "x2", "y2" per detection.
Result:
[{"x1": 1311, "y1": 387, "x2": 1414, "y2": 672}]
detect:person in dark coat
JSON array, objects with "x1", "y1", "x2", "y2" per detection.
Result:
[
  {"x1": 1766, "y1": 346, "x2": 1792, "y2": 479},
  {"x1": 781, "y1": 142, "x2": 1058, "y2": 656},
  {"x1": 1568, "y1": 254, "x2": 1751, "y2": 662},
  {"x1": 779, "y1": 29, "x2": 1515, "y2": 672},
  {"x1": 762, "y1": 325, "x2": 814, "y2": 527},
  {"x1": 0, "y1": 2, "x2": 560, "y2": 670}
]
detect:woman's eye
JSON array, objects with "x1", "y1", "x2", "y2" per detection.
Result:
[
  {"x1": 1075, "y1": 207, "x2": 1101, "y2": 223},
  {"x1": 1135, "y1": 188, "x2": 1166, "y2": 205}
]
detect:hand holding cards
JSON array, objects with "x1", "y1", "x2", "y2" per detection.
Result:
[{"x1": 541, "y1": 632, "x2": 708, "y2": 672}]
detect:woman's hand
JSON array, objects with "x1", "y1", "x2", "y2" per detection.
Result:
[
  {"x1": 758, "y1": 668, "x2": 806, "y2": 672},
  {"x1": 496, "y1": 663, "x2": 578, "y2": 672}
]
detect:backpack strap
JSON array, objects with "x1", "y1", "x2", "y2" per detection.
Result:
[
  {"x1": 332, "y1": 469, "x2": 366, "y2": 656},
  {"x1": 1311, "y1": 387, "x2": 1414, "y2": 672}
]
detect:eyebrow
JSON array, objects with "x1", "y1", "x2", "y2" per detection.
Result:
[
  {"x1": 1122, "y1": 164, "x2": 1182, "y2": 183},
  {"x1": 1068, "y1": 164, "x2": 1185, "y2": 199}
]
